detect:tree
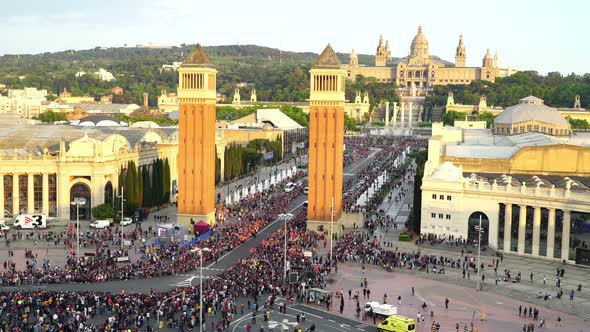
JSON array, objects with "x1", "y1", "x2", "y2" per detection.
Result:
[
  {"x1": 34, "y1": 111, "x2": 67, "y2": 123},
  {"x1": 279, "y1": 105, "x2": 309, "y2": 127},
  {"x1": 566, "y1": 116, "x2": 590, "y2": 129},
  {"x1": 344, "y1": 113, "x2": 358, "y2": 131},
  {"x1": 163, "y1": 158, "x2": 171, "y2": 203},
  {"x1": 476, "y1": 112, "x2": 496, "y2": 128},
  {"x1": 409, "y1": 150, "x2": 427, "y2": 234},
  {"x1": 92, "y1": 203, "x2": 115, "y2": 219},
  {"x1": 441, "y1": 110, "x2": 466, "y2": 126}
]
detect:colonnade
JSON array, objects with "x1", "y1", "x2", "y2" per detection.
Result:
[
  {"x1": 0, "y1": 173, "x2": 53, "y2": 216},
  {"x1": 389, "y1": 102, "x2": 423, "y2": 128},
  {"x1": 502, "y1": 203, "x2": 571, "y2": 260}
]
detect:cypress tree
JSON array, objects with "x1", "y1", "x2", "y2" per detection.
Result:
[
  {"x1": 164, "y1": 158, "x2": 171, "y2": 203},
  {"x1": 138, "y1": 164, "x2": 143, "y2": 207}
]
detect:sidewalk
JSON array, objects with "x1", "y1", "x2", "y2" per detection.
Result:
[{"x1": 318, "y1": 162, "x2": 590, "y2": 321}]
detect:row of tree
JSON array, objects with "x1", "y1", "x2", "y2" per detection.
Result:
[
  {"x1": 427, "y1": 71, "x2": 590, "y2": 109},
  {"x1": 222, "y1": 137, "x2": 283, "y2": 181},
  {"x1": 114, "y1": 158, "x2": 171, "y2": 215}
]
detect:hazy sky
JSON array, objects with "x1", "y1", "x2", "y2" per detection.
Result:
[{"x1": 2, "y1": 0, "x2": 588, "y2": 74}]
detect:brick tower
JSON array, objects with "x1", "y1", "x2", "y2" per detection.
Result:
[
  {"x1": 177, "y1": 44, "x2": 217, "y2": 226},
  {"x1": 307, "y1": 44, "x2": 345, "y2": 233}
]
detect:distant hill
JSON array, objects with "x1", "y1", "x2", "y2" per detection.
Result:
[{"x1": 0, "y1": 44, "x2": 380, "y2": 105}]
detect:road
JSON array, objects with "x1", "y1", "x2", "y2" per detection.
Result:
[{"x1": 229, "y1": 302, "x2": 374, "y2": 332}]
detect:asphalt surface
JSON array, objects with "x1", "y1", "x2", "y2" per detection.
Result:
[{"x1": 229, "y1": 302, "x2": 374, "y2": 332}]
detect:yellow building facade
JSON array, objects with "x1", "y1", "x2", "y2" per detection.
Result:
[
  {"x1": 176, "y1": 44, "x2": 217, "y2": 226},
  {"x1": 422, "y1": 102, "x2": 590, "y2": 265},
  {"x1": 345, "y1": 26, "x2": 517, "y2": 94},
  {"x1": 307, "y1": 45, "x2": 345, "y2": 233}
]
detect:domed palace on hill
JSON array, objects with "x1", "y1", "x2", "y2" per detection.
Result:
[
  {"x1": 345, "y1": 25, "x2": 518, "y2": 95},
  {"x1": 420, "y1": 97, "x2": 590, "y2": 266}
]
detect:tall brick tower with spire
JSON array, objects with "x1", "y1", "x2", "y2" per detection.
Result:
[
  {"x1": 307, "y1": 44, "x2": 346, "y2": 233},
  {"x1": 176, "y1": 44, "x2": 217, "y2": 226}
]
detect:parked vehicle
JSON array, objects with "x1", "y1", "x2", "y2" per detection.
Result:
[
  {"x1": 0, "y1": 222, "x2": 9, "y2": 232},
  {"x1": 303, "y1": 201, "x2": 308, "y2": 208},
  {"x1": 13, "y1": 214, "x2": 47, "y2": 229},
  {"x1": 365, "y1": 301, "x2": 398, "y2": 318},
  {"x1": 89, "y1": 219, "x2": 110, "y2": 229},
  {"x1": 304, "y1": 187, "x2": 309, "y2": 194},
  {"x1": 120, "y1": 217, "x2": 133, "y2": 226}
]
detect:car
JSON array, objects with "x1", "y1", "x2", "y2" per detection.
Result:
[
  {"x1": 120, "y1": 217, "x2": 133, "y2": 226},
  {"x1": 0, "y1": 222, "x2": 9, "y2": 232},
  {"x1": 304, "y1": 187, "x2": 309, "y2": 194},
  {"x1": 303, "y1": 201, "x2": 308, "y2": 208},
  {"x1": 284, "y1": 182, "x2": 296, "y2": 192}
]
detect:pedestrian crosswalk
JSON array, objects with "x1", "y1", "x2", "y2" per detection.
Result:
[{"x1": 277, "y1": 213, "x2": 293, "y2": 221}]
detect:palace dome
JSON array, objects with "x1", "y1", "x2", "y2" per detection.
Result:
[
  {"x1": 410, "y1": 25, "x2": 429, "y2": 58},
  {"x1": 494, "y1": 96, "x2": 569, "y2": 126}
]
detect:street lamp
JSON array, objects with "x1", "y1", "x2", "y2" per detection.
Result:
[
  {"x1": 191, "y1": 247, "x2": 212, "y2": 332},
  {"x1": 119, "y1": 187, "x2": 125, "y2": 249},
  {"x1": 70, "y1": 197, "x2": 87, "y2": 256},
  {"x1": 476, "y1": 214, "x2": 483, "y2": 291}
]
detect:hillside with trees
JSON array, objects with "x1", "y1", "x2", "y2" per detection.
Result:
[
  {"x1": 0, "y1": 44, "x2": 376, "y2": 106},
  {"x1": 427, "y1": 71, "x2": 590, "y2": 109}
]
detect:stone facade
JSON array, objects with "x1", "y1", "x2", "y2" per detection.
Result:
[{"x1": 422, "y1": 113, "x2": 590, "y2": 265}]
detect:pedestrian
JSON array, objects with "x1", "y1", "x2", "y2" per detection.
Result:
[
  {"x1": 543, "y1": 275, "x2": 546, "y2": 285},
  {"x1": 445, "y1": 298, "x2": 449, "y2": 309},
  {"x1": 569, "y1": 289, "x2": 574, "y2": 301},
  {"x1": 519, "y1": 305, "x2": 522, "y2": 317},
  {"x1": 530, "y1": 272, "x2": 533, "y2": 282},
  {"x1": 411, "y1": 286, "x2": 415, "y2": 296}
]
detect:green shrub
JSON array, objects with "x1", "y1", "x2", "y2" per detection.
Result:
[{"x1": 399, "y1": 233, "x2": 412, "y2": 241}]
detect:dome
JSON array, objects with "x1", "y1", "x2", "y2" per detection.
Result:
[
  {"x1": 494, "y1": 96, "x2": 569, "y2": 126},
  {"x1": 73, "y1": 115, "x2": 128, "y2": 127},
  {"x1": 410, "y1": 25, "x2": 429, "y2": 58}
]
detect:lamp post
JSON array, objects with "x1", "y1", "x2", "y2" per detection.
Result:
[
  {"x1": 283, "y1": 211, "x2": 288, "y2": 290},
  {"x1": 118, "y1": 186, "x2": 126, "y2": 249},
  {"x1": 70, "y1": 197, "x2": 86, "y2": 256},
  {"x1": 476, "y1": 214, "x2": 482, "y2": 291},
  {"x1": 191, "y1": 247, "x2": 211, "y2": 332},
  {"x1": 330, "y1": 197, "x2": 334, "y2": 269},
  {"x1": 157, "y1": 294, "x2": 178, "y2": 329}
]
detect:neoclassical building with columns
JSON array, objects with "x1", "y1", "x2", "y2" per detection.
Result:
[
  {"x1": 421, "y1": 99, "x2": 590, "y2": 266},
  {"x1": 345, "y1": 25, "x2": 518, "y2": 95},
  {"x1": 0, "y1": 117, "x2": 178, "y2": 222}
]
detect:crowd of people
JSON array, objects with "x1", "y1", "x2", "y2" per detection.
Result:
[
  {"x1": 0, "y1": 174, "x2": 306, "y2": 287},
  {"x1": 342, "y1": 136, "x2": 426, "y2": 215},
  {"x1": 0, "y1": 183, "x2": 327, "y2": 330}
]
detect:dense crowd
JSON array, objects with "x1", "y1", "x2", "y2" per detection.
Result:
[
  {"x1": 0, "y1": 186, "x2": 327, "y2": 330},
  {"x1": 343, "y1": 136, "x2": 426, "y2": 214},
  {"x1": 0, "y1": 176, "x2": 305, "y2": 286},
  {"x1": 333, "y1": 232, "x2": 484, "y2": 276}
]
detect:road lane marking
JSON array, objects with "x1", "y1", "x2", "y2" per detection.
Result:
[{"x1": 206, "y1": 201, "x2": 304, "y2": 269}]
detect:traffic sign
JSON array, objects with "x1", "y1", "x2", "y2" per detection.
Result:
[{"x1": 264, "y1": 151, "x2": 274, "y2": 160}]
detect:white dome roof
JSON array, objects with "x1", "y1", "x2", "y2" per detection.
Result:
[{"x1": 494, "y1": 96, "x2": 569, "y2": 126}]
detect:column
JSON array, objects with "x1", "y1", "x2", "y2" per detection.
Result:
[
  {"x1": 0, "y1": 175, "x2": 4, "y2": 219},
  {"x1": 561, "y1": 210, "x2": 571, "y2": 261},
  {"x1": 408, "y1": 103, "x2": 413, "y2": 128},
  {"x1": 12, "y1": 173, "x2": 19, "y2": 215},
  {"x1": 385, "y1": 102, "x2": 390, "y2": 127},
  {"x1": 42, "y1": 173, "x2": 49, "y2": 216},
  {"x1": 27, "y1": 173, "x2": 34, "y2": 214},
  {"x1": 517, "y1": 205, "x2": 526, "y2": 255},
  {"x1": 400, "y1": 103, "x2": 405, "y2": 128},
  {"x1": 57, "y1": 173, "x2": 70, "y2": 221},
  {"x1": 532, "y1": 206, "x2": 541, "y2": 256},
  {"x1": 393, "y1": 101, "x2": 397, "y2": 128},
  {"x1": 546, "y1": 208, "x2": 556, "y2": 258},
  {"x1": 503, "y1": 203, "x2": 512, "y2": 251}
]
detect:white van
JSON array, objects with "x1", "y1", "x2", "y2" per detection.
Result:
[
  {"x1": 90, "y1": 219, "x2": 110, "y2": 229},
  {"x1": 284, "y1": 182, "x2": 296, "y2": 193},
  {"x1": 13, "y1": 214, "x2": 47, "y2": 229}
]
